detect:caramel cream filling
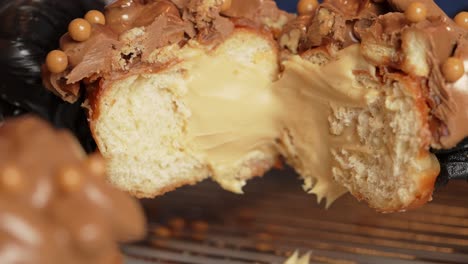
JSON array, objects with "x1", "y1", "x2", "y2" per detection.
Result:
[
  {"x1": 186, "y1": 55, "x2": 282, "y2": 164},
  {"x1": 274, "y1": 45, "x2": 377, "y2": 206},
  {"x1": 182, "y1": 44, "x2": 377, "y2": 203},
  {"x1": 183, "y1": 49, "x2": 282, "y2": 191}
]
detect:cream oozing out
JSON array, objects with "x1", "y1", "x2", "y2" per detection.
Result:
[
  {"x1": 179, "y1": 44, "x2": 382, "y2": 204},
  {"x1": 274, "y1": 45, "x2": 376, "y2": 206}
]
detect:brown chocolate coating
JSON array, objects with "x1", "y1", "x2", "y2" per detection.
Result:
[
  {"x1": 220, "y1": 0, "x2": 263, "y2": 18},
  {"x1": 42, "y1": 0, "x2": 291, "y2": 103},
  {"x1": 0, "y1": 116, "x2": 146, "y2": 264},
  {"x1": 387, "y1": 0, "x2": 454, "y2": 27},
  {"x1": 438, "y1": 40, "x2": 468, "y2": 147},
  {"x1": 61, "y1": 25, "x2": 120, "y2": 84},
  {"x1": 297, "y1": 0, "x2": 319, "y2": 15},
  {"x1": 323, "y1": 0, "x2": 387, "y2": 17},
  {"x1": 221, "y1": 0, "x2": 291, "y2": 23},
  {"x1": 105, "y1": 0, "x2": 140, "y2": 34},
  {"x1": 279, "y1": 0, "x2": 389, "y2": 54}
]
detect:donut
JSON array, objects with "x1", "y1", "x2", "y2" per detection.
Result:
[{"x1": 42, "y1": 0, "x2": 467, "y2": 212}]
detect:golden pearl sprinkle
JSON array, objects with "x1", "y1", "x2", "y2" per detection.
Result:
[
  {"x1": 297, "y1": 0, "x2": 319, "y2": 16},
  {"x1": 85, "y1": 10, "x2": 106, "y2": 25},
  {"x1": 68, "y1": 18, "x2": 92, "y2": 42},
  {"x1": 405, "y1": 2, "x2": 427, "y2": 23},
  {"x1": 46, "y1": 50, "x2": 68, "y2": 73}
]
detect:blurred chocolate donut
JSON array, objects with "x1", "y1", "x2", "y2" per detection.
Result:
[{"x1": 0, "y1": 0, "x2": 107, "y2": 151}]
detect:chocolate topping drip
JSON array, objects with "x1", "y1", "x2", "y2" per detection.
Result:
[
  {"x1": 64, "y1": 26, "x2": 121, "y2": 84},
  {"x1": 323, "y1": 0, "x2": 387, "y2": 17},
  {"x1": 221, "y1": 0, "x2": 292, "y2": 26},
  {"x1": 387, "y1": 0, "x2": 449, "y2": 22},
  {"x1": 42, "y1": 0, "x2": 468, "y2": 148},
  {"x1": 141, "y1": 13, "x2": 191, "y2": 59},
  {"x1": 222, "y1": 0, "x2": 263, "y2": 18},
  {"x1": 0, "y1": 116, "x2": 146, "y2": 264},
  {"x1": 436, "y1": 38, "x2": 468, "y2": 147}
]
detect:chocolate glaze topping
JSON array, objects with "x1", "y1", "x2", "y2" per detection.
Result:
[
  {"x1": 42, "y1": 0, "x2": 291, "y2": 103},
  {"x1": 280, "y1": 0, "x2": 467, "y2": 149},
  {"x1": 43, "y1": 0, "x2": 467, "y2": 148},
  {"x1": 280, "y1": 0, "x2": 391, "y2": 55},
  {"x1": 0, "y1": 116, "x2": 146, "y2": 264}
]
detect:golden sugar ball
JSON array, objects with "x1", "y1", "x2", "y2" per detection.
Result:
[
  {"x1": 85, "y1": 10, "x2": 106, "y2": 25},
  {"x1": 220, "y1": 0, "x2": 232, "y2": 12},
  {"x1": 297, "y1": 0, "x2": 319, "y2": 16},
  {"x1": 85, "y1": 154, "x2": 106, "y2": 178},
  {"x1": 454, "y1": 12, "x2": 468, "y2": 29},
  {"x1": 405, "y1": 2, "x2": 427, "y2": 23},
  {"x1": 442, "y1": 57, "x2": 465, "y2": 83},
  {"x1": 46, "y1": 50, "x2": 68, "y2": 73},
  {"x1": 0, "y1": 165, "x2": 24, "y2": 193},
  {"x1": 56, "y1": 167, "x2": 83, "y2": 193},
  {"x1": 68, "y1": 18, "x2": 92, "y2": 42}
]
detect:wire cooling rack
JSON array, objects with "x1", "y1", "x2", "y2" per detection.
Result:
[{"x1": 124, "y1": 169, "x2": 468, "y2": 264}]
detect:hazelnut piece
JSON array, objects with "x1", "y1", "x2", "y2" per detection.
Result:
[
  {"x1": 220, "y1": 0, "x2": 232, "y2": 12},
  {"x1": 405, "y1": 2, "x2": 427, "y2": 23},
  {"x1": 454, "y1": 12, "x2": 468, "y2": 29},
  {"x1": 85, "y1": 10, "x2": 106, "y2": 25},
  {"x1": 297, "y1": 0, "x2": 319, "y2": 16}
]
